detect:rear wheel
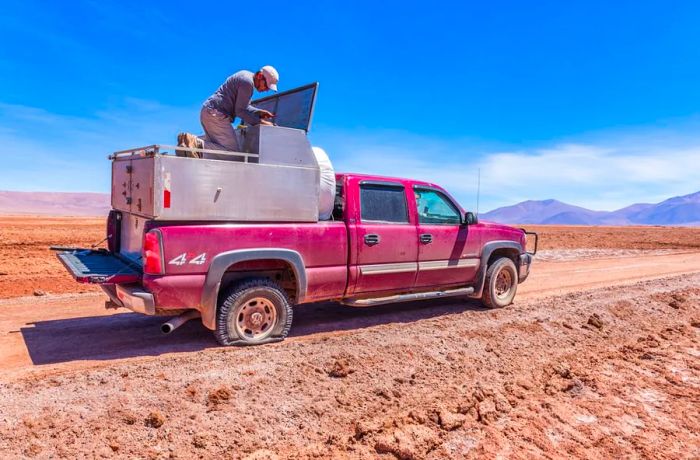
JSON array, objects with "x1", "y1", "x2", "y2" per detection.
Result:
[
  {"x1": 215, "y1": 278, "x2": 293, "y2": 346},
  {"x1": 481, "y1": 257, "x2": 518, "y2": 308}
]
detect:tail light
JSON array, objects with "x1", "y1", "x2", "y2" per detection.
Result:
[{"x1": 143, "y1": 230, "x2": 164, "y2": 275}]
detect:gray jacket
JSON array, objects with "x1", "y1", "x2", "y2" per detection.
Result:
[{"x1": 203, "y1": 70, "x2": 262, "y2": 125}]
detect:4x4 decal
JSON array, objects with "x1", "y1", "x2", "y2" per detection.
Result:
[{"x1": 168, "y1": 253, "x2": 207, "y2": 266}]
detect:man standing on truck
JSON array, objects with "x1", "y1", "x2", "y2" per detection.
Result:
[{"x1": 177, "y1": 66, "x2": 280, "y2": 158}]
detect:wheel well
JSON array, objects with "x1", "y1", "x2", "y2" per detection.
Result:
[
  {"x1": 219, "y1": 259, "x2": 298, "y2": 302},
  {"x1": 487, "y1": 248, "x2": 519, "y2": 266}
]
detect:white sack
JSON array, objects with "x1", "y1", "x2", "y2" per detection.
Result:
[{"x1": 312, "y1": 146, "x2": 336, "y2": 220}]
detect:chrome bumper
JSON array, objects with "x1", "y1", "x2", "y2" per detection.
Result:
[{"x1": 519, "y1": 253, "x2": 533, "y2": 282}]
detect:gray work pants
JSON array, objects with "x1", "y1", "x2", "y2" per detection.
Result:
[{"x1": 198, "y1": 107, "x2": 244, "y2": 161}]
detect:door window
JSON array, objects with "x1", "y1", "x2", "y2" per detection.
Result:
[
  {"x1": 360, "y1": 184, "x2": 409, "y2": 223},
  {"x1": 414, "y1": 189, "x2": 461, "y2": 224}
]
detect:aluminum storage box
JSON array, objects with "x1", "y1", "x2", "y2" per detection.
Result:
[{"x1": 111, "y1": 153, "x2": 320, "y2": 222}]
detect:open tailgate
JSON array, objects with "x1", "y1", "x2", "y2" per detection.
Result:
[{"x1": 52, "y1": 247, "x2": 141, "y2": 284}]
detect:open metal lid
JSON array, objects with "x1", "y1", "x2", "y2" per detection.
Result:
[{"x1": 251, "y1": 82, "x2": 319, "y2": 132}]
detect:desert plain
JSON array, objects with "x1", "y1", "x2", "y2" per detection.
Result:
[{"x1": 0, "y1": 216, "x2": 699, "y2": 459}]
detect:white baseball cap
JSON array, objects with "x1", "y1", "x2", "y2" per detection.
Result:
[{"x1": 260, "y1": 65, "x2": 279, "y2": 92}]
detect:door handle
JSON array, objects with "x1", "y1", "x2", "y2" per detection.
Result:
[
  {"x1": 419, "y1": 233, "x2": 433, "y2": 244},
  {"x1": 364, "y1": 234, "x2": 380, "y2": 246}
]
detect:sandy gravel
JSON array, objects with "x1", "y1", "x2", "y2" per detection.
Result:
[
  {"x1": 0, "y1": 275, "x2": 698, "y2": 459},
  {"x1": 2, "y1": 217, "x2": 700, "y2": 459}
]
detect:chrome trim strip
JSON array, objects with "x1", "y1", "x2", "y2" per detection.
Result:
[
  {"x1": 360, "y1": 262, "x2": 418, "y2": 275},
  {"x1": 359, "y1": 259, "x2": 479, "y2": 275},
  {"x1": 419, "y1": 259, "x2": 480, "y2": 271}
]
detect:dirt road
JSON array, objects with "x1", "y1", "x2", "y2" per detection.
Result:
[{"x1": 2, "y1": 251, "x2": 699, "y2": 379}]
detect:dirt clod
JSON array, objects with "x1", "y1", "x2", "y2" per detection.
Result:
[
  {"x1": 587, "y1": 313, "x2": 604, "y2": 329},
  {"x1": 207, "y1": 386, "x2": 232, "y2": 406},
  {"x1": 328, "y1": 358, "x2": 354, "y2": 378},
  {"x1": 477, "y1": 399, "x2": 499, "y2": 425},
  {"x1": 354, "y1": 419, "x2": 381, "y2": 439},
  {"x1": 33, "y1": 290, "x2": 46, "y2": 296},
  {"x1": 192, "y1": 433, "x2": 207, "y2": 449},
  {"x1": 553, "y1": 362, "x2": 572, "y2": 379},
  {"x1": 438, "y1": 409, "x2": 466, "y2": 430},
  {"x1": 144, "y1": 411, "x2": 165, "y2": 428}
]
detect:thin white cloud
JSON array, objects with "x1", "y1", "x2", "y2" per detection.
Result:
[{"x1": 316, "y1": 128, "x2": 700, "y2": 212}]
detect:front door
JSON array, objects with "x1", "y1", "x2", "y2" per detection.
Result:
[
  {"x1": 352, "y1": 182, "x2": 418, "y2": 295},
  {"x1": 413, "y1": 187, "x2": 481, "y2": 288}
]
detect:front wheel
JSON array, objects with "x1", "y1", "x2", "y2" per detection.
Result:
[
  {"x1": 481, "y1": 257, "x2": 518, "y2": 309},
  {"x1": 215, "y1": 278, "x2": 293, "y2": 346}
]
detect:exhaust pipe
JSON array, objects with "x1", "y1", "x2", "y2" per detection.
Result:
[{"x1": 161, "y1": 310, "x2": 200, "y2": 334}]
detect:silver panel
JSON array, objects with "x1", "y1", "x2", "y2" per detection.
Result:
[
  {"x1": 119, "y1": 212, "x2": 145, "y2": 263},
  {"x1": 242, "y1": 125, "x2": 317, "y2": 167},
  {"x1": 111, "y1": 158, "x2": 132, "y2": 213},
  {"x1": 130, "y1": 157, "x2": 155, "y2": 216},
  {"x1": 151, "y1": 155, "x2": 320, "y2": 222}
]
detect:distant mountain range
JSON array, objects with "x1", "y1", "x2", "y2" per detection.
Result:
[
  {"x1": 481, "y1": 190, "x2": 700, "y2": 226},
  {"x1": 2, "y1": 189, "x2": 699, "y2": 225},
  {"x1": 0, "y1": 191, "x2": 110, "y2": 216}
]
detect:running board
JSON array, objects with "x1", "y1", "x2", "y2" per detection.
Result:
[{"x1": 341, "y1": 287, "x2": 475, "y2": 307}]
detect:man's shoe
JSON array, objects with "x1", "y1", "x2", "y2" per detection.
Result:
[{"x1": 176, "y1": 132, "x2": 202, "y2": 158}]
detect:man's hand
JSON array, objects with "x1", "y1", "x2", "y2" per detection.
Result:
[
  {"x1": 259, "y1": 109, "x2": 275, "y2": 119},
  {"x1": 259, "y1": 119, "x2": 274, "y2": 126}
]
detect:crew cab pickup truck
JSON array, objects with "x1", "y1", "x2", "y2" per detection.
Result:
[
  {"x1": 53, "y1": 84, "x2": 536, "y2": 346},
  {"x1": 55, "y1": 169, "x2": 536, "y2": 346}
]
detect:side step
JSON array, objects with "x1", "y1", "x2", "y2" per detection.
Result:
[{"x1": 341, "y1": 287, "x2": 475, "y2": 307}]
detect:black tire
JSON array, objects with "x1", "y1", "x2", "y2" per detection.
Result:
[
  {"x1": 481, "y1": 257, "x2": 518, "y2": 309},
  {"x1": 214, "y1": 278, "x2": 293, "y2": 346}
]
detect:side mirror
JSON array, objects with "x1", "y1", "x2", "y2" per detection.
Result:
[{"x1": 465, "y1": 211, "x2": 478, "y2": 225}]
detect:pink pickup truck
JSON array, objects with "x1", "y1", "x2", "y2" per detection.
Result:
[{"x1": 56, "y1": 171, "x2": 536, "y2": 346}]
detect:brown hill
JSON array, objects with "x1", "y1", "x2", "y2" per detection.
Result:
[{"x1": 0, "y1": 190, "x2": 110, "y2": 217}]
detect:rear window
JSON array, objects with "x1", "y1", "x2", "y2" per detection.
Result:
[{"x1": 360, "y1": 183, "x2": 408, "y2": 223}]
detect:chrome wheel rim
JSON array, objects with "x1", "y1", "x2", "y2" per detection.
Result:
[
  {"x1": 495, "y1": 269, "x2": 513, "y2": 299},
  {"x1": 232, "y1": 297, "x2": 277, "y2": 341}
]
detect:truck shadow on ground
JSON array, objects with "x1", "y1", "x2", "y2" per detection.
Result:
[{"x1": 20, "y1": 297, "x2": 485, "y2": 365}]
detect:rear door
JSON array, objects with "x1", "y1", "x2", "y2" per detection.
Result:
[
  {"x1": 413, "y1": 186, "x2": 481, "y2": 288},
  {"x1": 351, "y1": 181, "x2": 418, "y2": 295}
]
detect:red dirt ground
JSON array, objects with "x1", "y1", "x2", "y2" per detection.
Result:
[{"x1": 0, "y1": 217, "x2": 699, "y2": 459}]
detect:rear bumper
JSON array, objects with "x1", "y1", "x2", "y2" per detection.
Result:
[
  {"x1": 518, "y1": 253, "x2": 533, "y2": 282},
  {"x1": 101, "y1": 284, "x2": 155, "y2": 315}
]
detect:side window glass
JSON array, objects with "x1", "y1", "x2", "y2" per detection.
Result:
[
  {"x1": 360, "y1": 184, "x2": 408, "y2": 223},
  {"x1": 415, "y1": 189, "x2": 461, "y2": 224},
  {"x1": 332, "y1": 183, "x2": 344, "y2": 220}
]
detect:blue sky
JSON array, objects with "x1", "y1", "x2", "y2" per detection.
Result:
[{"x1": 1, "y1": 0, "x2": 700, "y2": 211}]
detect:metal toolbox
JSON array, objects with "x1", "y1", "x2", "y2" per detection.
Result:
[{"x1": 111, "y1": 138, "x2": 321, "y2": 222}]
